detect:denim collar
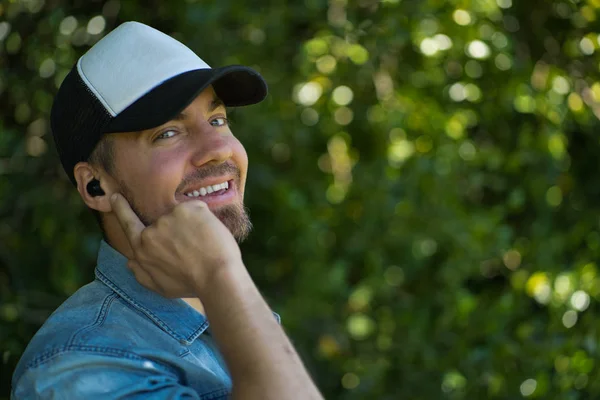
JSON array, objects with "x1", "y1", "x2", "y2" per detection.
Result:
[{"x1": 95, "y1": 240, "x2": 208, "y2": 345}]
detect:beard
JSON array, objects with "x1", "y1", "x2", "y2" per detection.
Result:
[
  {"x1": 211, "y1": 201, "x2": 253, "y2": 242},
  {"x1": 118, "y1": 178, "x2": 253, "y2": 243}
]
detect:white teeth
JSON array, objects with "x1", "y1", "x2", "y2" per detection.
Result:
[{"x1": 185, "y1": 181, "x2": 230, "y2": 197}]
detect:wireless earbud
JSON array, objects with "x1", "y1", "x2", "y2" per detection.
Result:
[{"x1": 86, "y1": 179, "x2": 105, "y2": 197}]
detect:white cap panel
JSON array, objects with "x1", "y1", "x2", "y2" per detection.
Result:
[{"x1": 77, "y1": 21, "x2": 211, "y2": 116}]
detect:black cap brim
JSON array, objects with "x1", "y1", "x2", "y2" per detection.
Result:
[{"x1": 104, "y1": 65, "x2": 267, "y2": 134}]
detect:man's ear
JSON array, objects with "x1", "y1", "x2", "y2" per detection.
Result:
[{"x1": 73, "y1": 162, "x2": 114, "y2": 213}]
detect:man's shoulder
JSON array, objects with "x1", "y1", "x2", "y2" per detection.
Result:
[
  {"x1": 12, "y1": 279, "x2": 168, "y2": 385},
  {"x1": 11, "y1": 278, "x2": 231, "y2": 399}
]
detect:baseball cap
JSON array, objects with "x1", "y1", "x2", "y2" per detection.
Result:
[{"x1": 51, "y1": 21, "x2": 268, "y2": 185}]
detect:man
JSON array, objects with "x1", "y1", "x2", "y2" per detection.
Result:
[{"x1": 12, "y1": 21, "x2": 323, "y2": 399}]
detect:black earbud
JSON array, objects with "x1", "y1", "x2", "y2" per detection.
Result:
[{"x1": 86, "y1": 179, "x2": 105, "y2": 197}]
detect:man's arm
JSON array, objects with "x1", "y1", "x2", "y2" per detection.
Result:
[
  {"x1": 111, "y1": 194, "x2": 323, "y2": 400},
  {"x1": 201, "y1": 265, "x2": 320, "y2": 399},
  {"x1": 13, "y1": 352, "x2": 204, "y2": 399}
]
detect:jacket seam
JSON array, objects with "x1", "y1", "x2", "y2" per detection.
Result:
[
  {"x1": 95, "y1": 270, "x2": 184, "y2": 342},
  {"x1": 198, "y1": 387, "x2": 230, "y2": 400},
  {"x1": 67, "y1": 292, "x2": 118, "y2": 345},
  {"x1": 24, "y1": 344, "x2": 181, "y2": 377}
]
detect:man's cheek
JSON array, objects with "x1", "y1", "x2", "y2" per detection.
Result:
[
  {"x1": 230, "y1": 142, "x2": 248, "y2": 191},
  {"x1": 148, "y1": 150, "x2": 186, "y2": 180}
]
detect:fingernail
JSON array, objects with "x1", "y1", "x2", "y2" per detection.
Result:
[{"x1": 110, "y1": 193, "x2": 118, "y2": 202}]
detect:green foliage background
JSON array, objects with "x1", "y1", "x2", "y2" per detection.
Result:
[{"x1": 2, "y1": 0, "x2": 600, "y2": 398}]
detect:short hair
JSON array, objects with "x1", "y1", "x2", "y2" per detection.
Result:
[
  {"x1": 88, "y1": 135, "x2": 115, "y2": 175},
  {"x1": 86, "y1": 135, "x2": 115, "y2": 233}
]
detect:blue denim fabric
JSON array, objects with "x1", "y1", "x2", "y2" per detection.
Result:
[{"x1": 12, "y1": 241, "x2": 280, "y2": 399}]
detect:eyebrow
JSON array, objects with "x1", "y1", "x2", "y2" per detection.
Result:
[{"x1": 171, "y1": 96, "x2": 225, "y2": 122}]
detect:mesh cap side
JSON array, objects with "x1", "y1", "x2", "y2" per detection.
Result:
[{"x1": 51, "y1": 66, "x2": 112, "y2": 185}]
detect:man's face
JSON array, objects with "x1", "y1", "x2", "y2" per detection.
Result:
[{"x1": 106, "y1": 86, "x2": 251, "y2": 241}]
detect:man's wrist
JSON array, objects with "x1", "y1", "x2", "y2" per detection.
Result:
[{"x1": 192, "y1": 259, "x2": 250, "y2": 301}]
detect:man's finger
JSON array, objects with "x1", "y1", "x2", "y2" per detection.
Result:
[
  {"x1": 128, "y1": 260, "x2": 157, "y2": 291},
  {"x1": 110, "y1": 193, "x2": 144, "y2": 247}
]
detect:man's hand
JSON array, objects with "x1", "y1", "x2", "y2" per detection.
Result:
[
  {"x1": 110, "y1": 193, "x2": 243, "y2": 298},
  {"x1": 110, "y1": 193, "x2": 323, "y2": 399}
]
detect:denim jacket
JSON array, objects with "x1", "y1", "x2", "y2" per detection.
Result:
[{"x1": 12, "y1": 241, "x2": 279, "y2": 399}]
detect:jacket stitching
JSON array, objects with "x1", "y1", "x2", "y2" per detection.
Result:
[
  {"x1": 198, "y1": 387, "x2": 230, "y2": 400},
  {"x1": 67, "y1": 292, "x2": 117, "y2": 345},
  {"x1": 25, "y1": 345, "x2": 182, "y2": 377},
  {"x1": 95, "y1": 270, "x2": 183, "y2": 341}
]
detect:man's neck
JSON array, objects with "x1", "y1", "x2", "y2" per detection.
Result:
[
  {"x1": 103, "y1": 214, "x2": 206, "y2": 317},
  {"x1": 182, "y1": 298, "x2": 206, "y2": 316}
]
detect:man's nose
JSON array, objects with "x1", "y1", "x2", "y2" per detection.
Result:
[{"x1": 190, "y1": 123, "x2": 233, "y2": 167}]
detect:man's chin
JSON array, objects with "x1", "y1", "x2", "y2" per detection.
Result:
[{"x1": 212, "y1": 203, "x2": 252, "y2": 243}]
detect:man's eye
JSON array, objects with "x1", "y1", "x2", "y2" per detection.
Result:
[
  {"x1": 211, "y1": 117, "x2": 228, "y2": 127},
  {"x1": 155, "y1": 130, "x2": 177, "y2": 140}
]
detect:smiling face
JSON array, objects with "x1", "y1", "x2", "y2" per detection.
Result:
[{"x1": 100, "y1": 85, "x2": 252, "y2": 241}]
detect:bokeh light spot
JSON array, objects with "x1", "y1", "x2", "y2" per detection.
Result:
[
  {"x1": 388, "y1": 138, "x2": 415, "y2": 166},
  {"x1": 495, "y1": 53, "x2": 512, "y2": 70},
  {"x1": 449, "y1": 83, "x2": 467, "y2": 102},
  {"x1": 453, "y1": 9, "x2": 472, "y2": 26},
  {"x1": 526, "y1": 272, "x2": 551, "y2": 304},
  {"x1": 341, "y1": 373, "x2": 360, "y2": 389},
  {"x1": 567, "y1": 93, "x2": 584, "y2": 112},
  {"x1": 415, "y1": 135, "x2": 433, "y2": 153},
  {"x1": 546, "y1": 186, "x2": 563, "y2": 207},
  {"x1": 87, "y1": 15, "x2": 106, "y2": 35},
  {"x1": 547, "y1": 133, "x2": 566, "y2": 160},
  {"x1": 520, "y1": 379, "x2": 537, "y2": 396},
  {"x1": 0, "y1": 22, "x2": 10, "y2": 41},
  {"x1": 247, "y1": 28, "x2": 265, "y2": 45},
  {"x1": 465, "y1": 60, "x2": 483, "y2": 78},
  {"x1": 347, "y1": 313, "x2": 375, "y2": 340},
  {"x1": 294, "y1": 82, "x2": 323, "y2": 106},
  {"x1": 334, "y1": 107, "x2": 353, "y2": 125},
  {"x1": 26, "y1": 136, "x2": 47, "y2": 157},
  {"x1": 458, "y1": 141, "x2": 476, "y2": 161},
  {"x1": 434, "y1": 34, "x2": 453, "y2": 50},
  {"x1": 441, "y1": 371, "x2": 467, "y2": 393},
  {"x1": 492, "y1": 32, "x2": 508, "y2": 49},
  {"x1": 496, "y1": 0, "x2": 512, "y2": 9},
  {"x1": 514, "y1": 95, "x2": 536, "y2": 113},
  {"x1": 316, "y1": 55, "x2": 337, "y2": 74},
  {"x1": 562, "y1": 310, "x2": 578, "y2": 328},
  {"x1": 570, "y1": 290, "x2": 590, "y2": 311},
  {"x1": 59, "y1": 16, "x2": 78, "y2": 36},
  {"x1": 6, "y1": 32, "x2": 22, "y2": 54},
  {"x1": 502, "y1": 249, "x2": 522, "y2": 270},
  {"x1": 348, "y1": 286, "x2": 372, "y2": 311},
  {"x1": 579, "y1": 37, "x2": 595, "y2": 55},
  {"x1": 332, "y1": 86, "x2": 354, "y2": 106},
  {"x1": 554, "y1": 273, "x2": 573, "y2": 299},
  {"x1": 466, "y1": 40, "x2": 491, "y2": 59},
  {"x1": 420, "y1": 38, "x2": 439, "y2": 56},
  {"x1": 465, "y1": 83, "x2": 482, "y2": 102},
  {"x1": 305, "y1": 38, "x2": 328, "y2": 57},
  {"x1": 552, "y1": 76, "x2": 570, "y2": 95},
  {"x1": 300, "y1": 108, "x2": 319, "y2": 126},
  {"x1": 347, "y1": 44, "x2": 369, "y2": 65},
  {"x1": 39, "y1": 58, "x2": 56, "y2": 78}
]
